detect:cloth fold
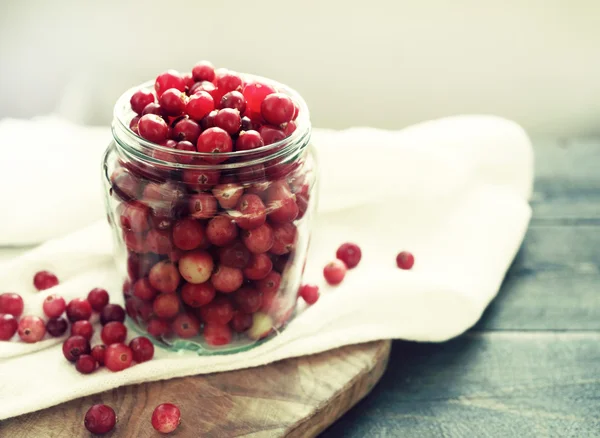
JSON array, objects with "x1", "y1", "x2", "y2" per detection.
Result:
[{"x1": 0, "y1": 115, "x2": 533, "y2": 420}]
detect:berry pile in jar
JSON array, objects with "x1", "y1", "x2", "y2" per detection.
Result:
[{"x1": 108, "y1": 61, "x2": 313, "y2": 349}]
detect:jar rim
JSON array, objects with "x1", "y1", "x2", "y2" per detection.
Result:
[{"x1": 112, "y1": 73, "x2": 311, "y2": 170}]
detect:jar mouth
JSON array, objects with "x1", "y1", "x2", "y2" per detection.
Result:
[{"x1": 112, "y1": 74, "x2": 311, "y2": 170}]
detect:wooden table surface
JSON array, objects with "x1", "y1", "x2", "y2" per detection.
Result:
[{"x1": 322, "y1": 138, "x2": 600, "y2": 437}]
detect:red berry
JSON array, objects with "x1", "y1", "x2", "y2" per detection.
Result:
[
  {"x1": 182, "y1": 166, "x2": 221, "y2": 191},
  {"x1": 151, "y1": 403, "x2": 181, "y2": 434},
  {"x1": 216, "y1": 70, "x2": 243, "y2": 93},
  {"x1": 104, "y1": 343, "x2": 133, "y2": 372},
  {"x1": 206, "y1": 216, "x2": 238, "y2": 246},
  {"x1": 214, "y1": 108, "x2": 241, "y2": 135},
  {"x1": 46, "y1": 317, "x2": 68, "y2": 337},
  {"x1": 149, "y1": 261, "x2": 181, "y2": 294},
  {"x1": 186, "y1": 91, "x2": 215, "y2": 121},
  {"x1": 256, "y1": 271, "x2": 281, "y2": 296},
  {"x1": 91, "y1": 344, "x2": 107, "y2": 366},
  {"x1": 218, "y1": 241, "x2": 251, "y2": 269},
  {"x1": 84, "y1": 404, "x2": 116, "y2": 434},
  {"x1": 199, "y1": 296, "x2": 234, "y2": 325},
  {"x1": 261, "y1": 93, "x2": 294, "y2": 125},
  {"x1": 100, "y1": 304, "x2": 126, "y2": 325},
  {"x1": 118, "y1": 202, "x2": 150, "y2": 233},
  {"x1": 129, "y1": 336, "x2": 155, "y2": 362},
  {"x1": 336, "y1": 243, "x2": 362, "y2": 269},
  {"x1": 33, "y1": 270, "x2": 59, "y2": 291},
  {"x1": 0, "y1": 293, "x2": 24, "y2": 317},
  {"x1": 172, "y1": 218, "x2": 205, "y2": 251},
  {"x1": 211, "y1": 265, "x2": 244, "y2": 293},
  {"x1": 220, "y1": 90, "x2": 246, "y2": 113},
  {"x1": 323, "y1": 260, "x2": 347, "y2": 285},
  {"x1": 396, "y1": 251, "x2": 415, "y2": 270},
  {"x1": 270, "y1": 223, "x2": 296, "y2": 255},
  {"x1": 258, "y1": 125, "x2": 286, "y2": 145},
  {"x1": 243, "y1": 81, "x2": 276, "y2": 114},
  {"x1": 299, "y1": 284, "x2": 319, "y2": 305},
  {"x1": 235, "y1": 287, "x2": 263, "y2": 313},
  {"x1": 172, "y1": 118, "x2": 201, "y2": 143},
  {"x1": 138, "y1": 114, "x2": 169, "y2": 143},
  {"x1": 196, "y1": 127, "x2": 233, "y2": 163},
  {"x1": 155, "y1": 70, "x2": 186, "y2": 97},
  {"x1": 87, "y1": 288, "x2": 110, "y2": 312},
  {"x1": 236, "y1": 130, "x2": 264, "y2": 152},
  {"x1": 243, "y1": 253, "x2": 273, "y2": 280},
  {"x1": 266, "y1": 181, "x2": 298, "y2": 223},
  {"x1": 178, "y1": 250, "x2": 214, "y2": 284},
  {"x1": 133, "y1": 278, "x2": 158, "y2": 301},
  {"x1": 203, "y1": 323, "x2": 232, "y2": 346},
  {"x1": 235, "y1": 194, "x2": 267, "y2": 230},
  {"x1": 242, "y1": 223, "x2": 274, "y2": 254},
  {"x1": 71, "y1": 320, "x2": 94, "y2": 341},
  {"x1": 171, "y1": 313, "x2": 201, "y2": 338},
  {"x1": 63, "y1": 335, "x2": 91, "y2": 362},
  {"x1": 188, "y1": 193, "x2": 218, "y2": 220},
  {"x1": 146, "y1": 318, "x2": 170, "y2": 338},
  {"x1": 0, "y1": 314, "x2": 18, "y2": 340},
  {"x1": 101, "y1": 321, "x2": 127, "y2": 345},
  {"x1": 142, "y1": 102, "x2": 163, "y2": 116},
  {"x1": 192, "y1": 60, "x2": 215, "y2": 82},
  {"x1": 283, "y1": 120, "x2": 297, "y2": 136},
  {"x1": 159, "y1": 88, "x2": 187, "y2": 116},
  {"x1": 66, "y1": 298, "x2": 92, "y2": 322},
  {"x1": 174, "y1": 140, "x2": 196, "y2": 164},
  {"x1": 152, "y1": 294, "x2": 180, "y2": 319},
  {"x1": 230, "y1": 312, "x2": 253, "y2": 333},
  {"x1": 181, "y1": 283, "x2": 215, "y2": 308},
  {"x1": 130, "y1": 89, "x2": 155, "y2": 115},
  {"x1": 145, "y1": 229, "x2": 174, "y2": 255},
  {"x1": 212, "y1": 183, "x2": 244, "y2": 209},
  {"x1": 75, "y1": 354, "x2": 97, "y2": 374}
]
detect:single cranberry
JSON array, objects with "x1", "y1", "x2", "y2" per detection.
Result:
[
  {"x1": 178, "y1": 250, "x2": 214, "y2": 284},
  {"x1": 243, "y1": 254, "x2": 273, "y2": 280},
  {"x1": 200, "y1": 109, "x2": 218, "y2": 130},
  {"x1": 146, "y1": 318, "x2": 170, "y2": 338},
  {"x1": 196, "y1": 127, "x2": 233, "y2": 163},
  {"x1": 212, "y1": 183, "x2": 244, "y2": 209},
  {"x1": 181, "y1": 282, "x2": 215, "y2": 308},
  {"x1": 243, "y1": 81, "x2": 276, "y2": 114},
  {"x1": 258, "y1": 125, "x2": 286, "y2": 145},
  {"x1": 46, "y1": 317, "x2": 68, "y2": 337},
  {"x1": 211, "y1": 265, "x2": 244, "y2": 293},
  {"x1": 256, "y1": 271, "x2": 281, "y2": 296},
  {"x1": 336, "y1": 243, "x2": 362, "y2": 269},
  {"x1": 101, "y1": 321, "x2": 127, "y2": 345},
  {"x1": 218, "y1": 241, "x2": 251, "y2": 269},
  {"x1": 189, "y1": 193, "x2": 218, "y2": 220},
  {"x1": 0, "y1": 293, "x2": 24, "y2": 317},
  {"x1": 396, "y1": 251, "x2": 415, "y2": 270},
  {"x1": 199, "y1": 296, "x2": 234, "y2": 325},
  {"x1": 271, "y1": 223, "x2": 296, "y2": 255},
  {"x1": 283, "y1": 120, "x2": 297, "y2": 136},
  {"x1": 235, "y1": 287, "x2": 263, "y2": 313},
  {"x1": 159, "y1": 88, "x2": 187, "y2": 116},
  {"x1": 171, "y1": 313, "x2": 201, "y2": 339},
  {"x1": 236, "y1": 130, "x2": 264, "y2": 152},
  {"x1": 261, "y1": 93, "x2": 294, "y2": 125},
  {"x1": 129, "y1": 116, "x2": 140, "y2": 134},
  {"x1": 234, "y1": 194, "x2": 267, "y2": 230},
  {"x1": 71, "y1": 320, "x2": 94, "y2": 341},
  {"x1": 149, "y1": 261, "x2": 181, "y2": 294},
  {"x1": 242, "y1": 223, "x2": 274, "y2": 254},
  {"x1": 267, "y1": 181, "x2": 298, "y2": 223},
  {"x1": 130, "y1": 89, "x2": 155, "y2": 115},
  {"x1": 214, "y1": 108, "x2": 242, "y2": 135},
  {"x1": 84, "y1": 404, "x2": 117, "y2": 434},
  {"x1": 182, "y1": 72, "x2": 194, "y2": 90},
  {"x1": 33, "y1": 270, "x2": 59, "y2": 291},
  {"x1": 173, "y1": 140, "x2": 196, "y2": 164},
  {"x1": 133, "y1": 278, "x2": 157, "y2": 302},
  {"x1": 194, "y1": 81, "x2": 220, "y2": 102},
  {"x1": 247, "y1": 312, "x2": 274, "y2": 340},
  {"x1": 75, "y1": 354, "x2": 97, "y2": 374},
  {"x1": 323, "y1": 260, "x2": 347, "y2": 285},
  {"x1": 62, "y1": 335, "x2": 91, "y2": 362},
  {"x1": 105, "y1": 342, "x2": 133, "y2": 372},
  {"x1": 87, "y1": 288, "x2": 110, "y2": 312},
  {"x1": 192, "y1": 60, "x2": 216, "y2": 82},
  {"x1": 66, "y1": 298, "x2": 92, "y2": 322},
  {"x1": 186, "y1": 91, "x2": 214, "y2": 121},
  {"x1": 138, "y1": 114, "x2": 169, "y2": 143},
  {"x1": 145, "y1": 229, "x2": 174, "y2": 255},
  {"x1": 110, "y1": 168, "x2": 142, "y2": 201},
  {"x1": 172, "y1": 118, "x2": 201, "y2": 143},
  {"x1": 151, "y1": 403, "x2": 181, "y2": 434},
  {"x1": 216, "y1": 70, "x2": 243, "y2": 93},
  {"x1": 100, "y1": 304, "x2": 126, "y2": 325},
  {"x1": 206, "y1": 216, "x2": 238, "y2": 246},
  {"x1": 129, "y1": 336, "x2": 155, "y2": 362},
  {"x1": 230, "y1": 311, "x2": 253, "y2": 333},
  {"x1": 155, "y1": 70, "x2": 186, "y2": 97},
  {"x1": 182, "y1": 166, "x2": 221, "y2": 191},
  {"x1": 203, "y1": 323, "x2": 232, "y2": 346},
  {"x1": 0, "y1": 314, "x2": 18, "y2": 340},
  {"x1": 137, "y1": 301, "x2": 154, "y2": 322},
  {"x1": 171, "y1": 218, "x2": 204, "y2": 251},
  {"x1": 220, "y1": 90, "x2": 246, "y2": 113},
  {"x1": 117, "y1": 202, "x2": 150, "y2": 233},
  {"x1": 142, "y1": 102, "x2": 163, "y2": 116},
  {"x1": 152, "y1": 294, "x2": 180, "y2": 319},
  {"x1": 299, "y1": 284, "x2": 319, "y2": 305},
  {"x1": 91, "y1": 344, "x2": 107, "y2": 366}
]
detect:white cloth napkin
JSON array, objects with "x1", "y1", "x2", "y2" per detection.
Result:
[{"x1": 0, "y1": 115, "x2": 533, "y2": 420}]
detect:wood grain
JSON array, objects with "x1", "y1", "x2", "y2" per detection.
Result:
[{"x1": 0, "y1": 340, "x2": 390, "y2": 438}]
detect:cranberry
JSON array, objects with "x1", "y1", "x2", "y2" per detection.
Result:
[
  {"x1": 123, "y1": 231, "x2": 146, "y2": 253},
  {"x1": 142, "y1": 102, "x2": 163, "y2": 116},
  {"x1": 211, "y1": 265, "x2": 244, "y2": 293},
  {"x1": 283, "y1": 120, "x2": 297, "y2": 136},
  {"x1": 100, "y1": 304, "x2": 126, "y2": 325},
  {"x1": 63, "y1": 335, "x2": 91, "y2": 362},
  {"x1": 33, "y1": 270, "x2": 59, "y2": 291},
  {"x1": 267, "y1": 181, "x2": 298, "y2": 223},
  {"x1": 170, "y1": 220, "x2": 202, "y2": 252},
  {"x1": 178, "y1": 250, "x2": 214, "y2": 284},
  {"x1": 151, "y1": 403, "x2": 181, "y2": 434},
  {"x1": 396, "y1": 251, "x2": 415, "y2": 270},
  {"x1": 212, "y1": 183, "x2": 244, "y2": 209},
  {"x1": 200, "y1": 109, "x2": 218, "y2": 130},
  {"x1": 101, "y1": 321, "x2": 127, "y2": 345},
  {"x1": 87, "y1": 288, "x2": 110, "y2": 312},
  {"x1": 46, "y1": 317, "x2": 68, "y2": 337},
  {"x1": 258, "y1": 125, "x2": 286, "y2": 145},
  {"x1": 171, "y1": 313, "x2": 201, "y2": 338},
  {"x1": 203, "y1": 323, "x2": 232, "y2": 346},
  {"x1": 159, "y1": 88, "x2": 187, "y2": 116},
  {"x1": 247, "y1": 312, "x2": 273, "y2": 340},
  {"x1": 129, "y1": 336, "x2": 155, "y2": 362},
  {"x1": 137, "y1": 301, "x2": 154, "y2": 322},
  {"x1": 242, "y1": 223, "x2": 274, "y2": 254},
  {"x1": 182, "y1": 167, "x2": 221, "y2": 191},
  {"x1": 323, "y1": 260, "x2": 347, "y2": 285},
  {"x1": 192, "y1": 60, "x2": 215, "y2": 82},
  {"x1": 186, "y1": 91, "x2": 214, "y2": 121},
  {"x1": 172, "y1": 118, "x2": 201, "y2": 143},
  {"x1": 234, "y1": 194, "x2": 267, "y2": 230},
  {"x1": 75, "y1": 354, "x2": 97, "y2": 374},
  {"x1": 155, "y1": 70, "x2": 186, "y2": 97},
  {"x1": 105, "y1": 342, "x2": 133, "y2": 372},
  {"x1": 230, "y1": 311, "x2": 253, "y2": 333},
  {"x1": 0, "y1": 314, "x2": 18, "y2": 340},
  {"x1": 336, "y1": 243, "x2": 362, "y2": 269},
  {"x1": 152, "y1": 293, "x2": 180, "y2": 319},
  {"x1": 71, "y1": 320, "x2": 94, "y2": 341},
  {"x1": 117, "y1": 202, "x2": 150, "y2": 233},
  {"x1": 110, "y1": 168, "x2": 142, "y2": 201},
  {"x1": 271, "y1": 223, "x2": 296, "y2": 255},
  {"x1": 235, "y1": 287, "x2": 262, "y2": 313},
  {"x1": 214, "y1": 108, "x2": 242, "y2": 135},
  {"x1": 145, "y1": 229, "x2": 174, "y2": 255},
  {"x1": 129, "y1": 116, "x2": 140, "y2": 134},
  {"x1": 196, "y1": 127, "x2": 233, "y2": 163},
  {"x1": 241, "y1": 116, "x2": 258, "y2": 131},
  {"x1": 130, "y1": 89, "x2": 155, "y2": 115},
  {"x1": 261, "y1": 93, "x2": 294, "y2": 125},
  {"x1": 138, "y1": 114, "x2": 169, "y2": 143},
  {"x1": 173, "y1": 140, "x2": 196, "y2": 164},
  {"x1": 256, "y1": 271, "x2": 281, "y2": 296},
  {"x1": 181, "y1": 282, "x2": 215, "y2": 308},
  {"x1": 206, "y1": 216, "x2": 238, "y2": 246},
  {"x1": 218, "y1": 241, "x2": 251, "y2": 269},
  {"x1": 299, "y1": 284, "x2": 319, "y2": 305},
  {"x1": 149, "y1": 261, "x2": 180, "y2": 294},
  {"x1": 85, "y1": 404, "x2": 117, "y2": 434},
  {"x1": 243, "y1": 254, "x2": 273, "y2": 280},
  {"x1": 66, "y1": 298, "x2": 92, "y2": 322},
  {"x1": 236, "y1": 130, "x2": 264, "y2": 152},
  {"x1": 199, "y1": 296, "x2": 234, "y2": 325},
  {"x1": 147, "y1": 318, "x2": 170, "y2": 338},
  {"x1": 0, "y1": 293, "x2": 24, "y2": 317},
  {"x1": 243, "y1": 81, "x2": 276, "y2": 114},
  {"x1": 220, "y1": 90, "x2": 246, "y2": 113},
  {"x1": 216, "y1": 70, "x2": 243, "y2": 93},
  {"x1": 91, "y1": 344, "x2": 107, "y2": 365}
]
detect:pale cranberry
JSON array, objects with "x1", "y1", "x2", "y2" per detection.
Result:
[
  {"x1": 203, "y1": 323, "x2": 232, "y2": 346},
  {"x1": 159, "y1": 88, "x2": 186, "y2": 116},
  {"x1": 220, "y1": 90, "x2": 246, "y2": 113},
  {"x1": 261, "y1": 93, "x2": 294, "y2": 125},
  {"x1": 172, "y1": 313, "x2": 201, "y2": 338},
  {"x1": 131, "y1": 89, "x2": 155, "y2": 115},
  {"x1": 91, "y1": 344, "x2": 107, "y2": 366},
  {"x1": 218, "y1": 241, "x2": 251, "y2": 269},
  {"x1": 299, "y1": 284, "x2": 319, "y2": 305},
  {"x1": 235, "y1": 287, "x2": 263, "y2": 313},
  {"x1": 270, "y1": 222, "x2": 296, "y2": 255},
  {"x1": 196, "y1": 127, "x2": 233, "y2": 163},
  {"x1": 101, "y1": 321, "x2": 127, "y2": 345},
  {"x1": 87, "y1": 288, "x2": 110, "y2": 312},
  {"x1": 138, "y1": 114, "x2": 169, "y2": 143},
  {"x1": 46, "y1": 317, "x2": 68, "y2": 337},
  {"x1": 199, "y1": 296, "x2": 234, "y2": 325},
  {"x1": 172, "y1": 118, "x2": 201, "y2": 143},
  {"x1": 236, "y1": 130, "x2": 264, "y2": 151},
  {"x1": 145, "y1": 229, "x2": 174, "y2": 255},
  {"x1": 206, "y1": 216, "x2": 238, "y2": 246},
  {"x1": 243, "y1": 254, "x2": 273, "y2": 280},
  {"x1": 33, "y1": 270, "x2": 59, "y2": 291},
  {"x1": 212, "y1": 183, "x2": 244, "y2": 209},
  {"x1": 323, "y1": 260, "x2": 347, "y2": 285},
  {"x1": 256, "y1": 271, "x2": 281, "y2": 296},
  {"x1": 146, "y1": 318, "x2": 171, "y2": 338},
  {"x1": 267, "y1": 181, "x2": 298, "y2": 223},
  {"x1": 247, "y1": 312, "x2": 273, "y2": 340},
  {"x1": 214, "y1": 108, "x2": 241, "y2": 135},
  {"x1": 192, "y1": 60, "x2": 215, "y2": 82},
  {"x1": 0, "y1": 293, "x2": 24, "y2": 317},
  {"x1": 258, "y1": 125, "x2": 286, "y2": 145},
  {"x1": 155, "y1": 70, "x2": 186, "y2": 97},
  {"x1": 152, "y1": 294, "x2": 180, "y2": 319},
  {"x1": 396, "y1": 251, "x2": 415, "y2": 270},
  {"x1": 149, "y1": 261, "x2": 181, "y2": 294},
  {"x1": 216, "y1": 70, "x2": 243, "y2": 93},
  {"x1": 118, "y1": 202, "x2": 150, "y2": 233},
  {"x1": 100, "y1": 304, "x2": 126, "y2": 325},
  {"x1": 230, "y1": 311, "x2": 253, "y2": 333},
  {"x1": 243, "y1": 81, "x2": 276, "y2": 114},
  {"x1": 234, "y1": 194, "x2": 267, "y2": 230},
  {"x1": 178, "y1": 251, "x2": 214, "y2": 284},
  {"x1": 66, "y1": 298, "x2": 92, "y2": 322},
  {"x1": 133, "y1": 278, "x2": 157, "y2": 301},
  {"x1": 85, "y1": 404, "x2": 116, "y2": 434},
  {"x1": 75, "y1": 354, "x2": 97, "y2": 374},
  {"x1": 71, "y1": 320, "x2": 94, "y2": 341},
  {"x1": 181, "y1": 282, "x2": 215, "y2": 308},
  {"x1": 129, "y1": 336, "x2": 154, "y2": 362},
  {"x1": 189, "y1": 193, "x2": 218, "y2": 220},
  {"x1": 242, "y1": 223, "x2": 274, "y2": 254},
  {"x1": 63, "y1": 335, "x2": 91, "y2": 362},
  {"x1": 0, "y1": 314, "x2": 18, "y2": 340},
  {"x1": 211, "y1": 265, "x2": 244, "y2": 293},
  {"x1": 105, "y1": 343, "x2": 133, "y2": 372},
  {"x1": 151, "y1": 403, "x2": 181, "y2": 434},
  {"x1": 172, "y1": 218, "x2": 205, "y2": 251}
]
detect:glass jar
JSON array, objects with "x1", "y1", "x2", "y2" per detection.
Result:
[{"x1": 101, "y1": 75, "x2": 317, "y2": 354}]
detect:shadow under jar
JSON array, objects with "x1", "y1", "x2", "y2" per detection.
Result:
[{"x1": 102, "y1": 75, "x2": 317, "y2": 354}]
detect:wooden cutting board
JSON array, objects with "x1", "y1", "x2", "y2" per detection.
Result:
[{"x1": 1, "y1": 340, "x2": 391, "y2": 437}]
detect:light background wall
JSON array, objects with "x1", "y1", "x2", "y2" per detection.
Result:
[{"x1": 1, "y1": 0, "x2": 599, "y2": 136}]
